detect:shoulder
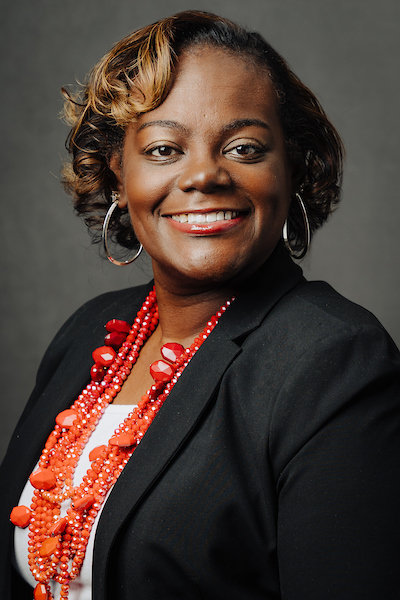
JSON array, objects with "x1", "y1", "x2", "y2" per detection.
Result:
[
  {"x1": 23, "y1": 283, "x2": 152, "y2": 416},
  {"x1": 241, "y1": 277, "x2": 398, "y2": 376},
  {"x1": 46, "y1": 282, "x2": 152, "y2": 347},
  {"x1": 258, "y1": 280, "x2": 400, "y2": 473},
  {"x1": 276, "y1": 279, "x2": 390, "y2": 341},
  {"x1": 60, "y1": 283, "x2": 152, "y2": 329}
]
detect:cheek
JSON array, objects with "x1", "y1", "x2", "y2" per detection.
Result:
[
  {"x1": 246, "y1": 170, "x2": 291, "y2": 225},
  {"x1": 123, "y1": 182, "x2": 156, "y2": 226}
]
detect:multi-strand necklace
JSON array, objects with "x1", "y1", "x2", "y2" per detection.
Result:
[{"x1": 10, "y1": 288, "x2": 234, "y2": 600}]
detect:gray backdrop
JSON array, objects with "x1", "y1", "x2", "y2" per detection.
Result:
[{"x1": 1, "y1": 0, "x2": 399, "y2": 461}]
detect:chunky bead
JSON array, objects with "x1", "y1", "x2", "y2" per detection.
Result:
[
  {"x1": 49, "y1": 517, "x2": 68, "y2": 536},
  {"x1": 92, "y1": 346, "x2": 117, "y2": 367},
  {"x1": 39, "y1": 536, "x2": 59, "y2": 557},
  {"x1": 72, "y1": 495, "x2": 94, "y2": 511},
  {"x1": 10, "y1": 505, "x2": 32, "y2": 528},
  {"x1": 109, "y1": 434, "x2": 136, "y2": 447},
  {"x1": 30, "y1": 468, "x2": 57, "y2": 490},
  {"x1": 34, "y1": 583, "x2": 49, "y2": 600},
  {"x1": 89, "y1": 445, "x2": 107, "y2": 461},
  {"x1": 105, "y1": 319, "x2": 131, "y2": 333},
  {"x1": 56, "y1": 409, "x2": 79, "y2": 428},
  {"x1": 90, "y1": 362, "x2": 105, "y2": 382},
  {"x1": 104, "y1": 331, "x2": 127, "y2": 347},
  {"x1": 150, "y1": 359, "x2": 174, "y2": 382},
  {"x1": 161, "y1": 342, "x2": 185, "y2": 363}
]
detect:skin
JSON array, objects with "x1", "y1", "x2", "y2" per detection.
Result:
[{"x1": 110, "y1": 47, "x2": 296, "y2": 404}]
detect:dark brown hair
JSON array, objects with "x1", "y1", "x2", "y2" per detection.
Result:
[{"x1": 62, "y1": 10, "x2": 344, "y2": 253}]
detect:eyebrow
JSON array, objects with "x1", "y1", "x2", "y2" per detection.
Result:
[
  {"x1": 137, "y1": 118, "x2": 270, "y2": 135},
  {"x1": 137, "y1": 120, "x2": 189, "y2": 134},
  {"x1": 221, "y1": 119, "x2": 271, "y2": 133}
]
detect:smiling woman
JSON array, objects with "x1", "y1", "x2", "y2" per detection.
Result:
[{"x1": 1, "y1": 10, "x2": 400, "y2": 600}]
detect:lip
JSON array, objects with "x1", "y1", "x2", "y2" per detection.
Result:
[{"x1": 165, "y1": 211, "x2": 245, "y2": 235}]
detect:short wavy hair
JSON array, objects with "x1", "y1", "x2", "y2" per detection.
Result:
[{"x1": 62, "y1": 10, "x2": 344, "y2": 253}]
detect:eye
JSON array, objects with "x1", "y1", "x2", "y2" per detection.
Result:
[
  {"x1": 223, "y1": 141, "x2": 267, "y2": 161},
  {"x1": 144, "y1": 144, "x2": 182, "y2": 161}
]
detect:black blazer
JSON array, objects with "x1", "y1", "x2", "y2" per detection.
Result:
[{"x1": 2, "y1": 245, "x2": 400, "y2": 599}]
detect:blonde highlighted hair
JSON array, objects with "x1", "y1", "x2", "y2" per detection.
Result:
[{"x1": 62, "y1": 10, "x2": 343, "y2": 252}]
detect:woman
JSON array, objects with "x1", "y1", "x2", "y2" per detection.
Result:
[{"x1": 1, "y1": 10, "x2": 400, "y2": 600}]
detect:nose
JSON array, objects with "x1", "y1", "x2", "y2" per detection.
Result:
[{"x1": 177, "y1": 152, "x2": 232, "y2": 193}]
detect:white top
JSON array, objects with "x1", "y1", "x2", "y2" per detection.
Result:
[{"x1": 14, "y1": 403, "x2": 136, "y2": 600}]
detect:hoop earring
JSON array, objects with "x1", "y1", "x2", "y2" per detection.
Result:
[
  {"x1": 282, "y1": 192, "x2": 311, "y2": 260},
  {"x1": 102, "y1": 192, "x2": 143, "y2": 266}
]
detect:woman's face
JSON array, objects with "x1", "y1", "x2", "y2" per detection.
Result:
[{"x1": 112, "y1": 47, "x2": 294, "y2": 293}]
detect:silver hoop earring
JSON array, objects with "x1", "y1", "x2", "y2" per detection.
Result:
[
  {"x1": 102, "y1": 192, "x2": 143, "y2": 266},
  {"x1": 282, "y1": 192, "x2": 311, "y2": 260}
]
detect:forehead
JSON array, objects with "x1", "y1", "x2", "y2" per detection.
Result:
[{"x1": 136, "y1": 47, "x2": 281, "y2": 133}]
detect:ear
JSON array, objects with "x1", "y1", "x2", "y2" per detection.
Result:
[
  {"x1": 289, "y1": 156, "x2": 305, "y2": 196},
  {"x1": 109, "y1": 154, "x2": 128, "y2": 208}
]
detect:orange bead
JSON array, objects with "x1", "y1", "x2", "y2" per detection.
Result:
[
  {"x1": 34, "y1": 583, "x2": 49, "y2": 600},
  {"x1": 56, "y1": 409, "x2": 78, "y2": 428},
  {"x1": 39, "y1": 536, "x2": 59, "y2": 558},
  {"x1": 109, "y1": 434, "x2": 135, "y2": 447},
  {"x1": 88, "y1": 444, "x2": 106, "y2": 461},
  {"x1": 10, "y1": 505, "x2": 32, "y2": 528},
  {"x1": 30, "y1": 467, "x2": 56, "y2": 490},
  {"x1": 72, "y1": 495, "x2": 94, "y2": 511},
  {"x1": 49, "y1": 517, "x2": 68, "y2": 536}
]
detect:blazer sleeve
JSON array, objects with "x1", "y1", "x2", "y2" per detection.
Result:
[{"x1": 270, "y1": 322, "x2": 400, "y2": 599}]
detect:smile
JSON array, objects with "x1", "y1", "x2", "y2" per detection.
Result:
[
  {"x1": 165, "y1": 210, "x2": 244, "y2": 235},
  {"x1": 170, "y1": 211, "x2": 240, "y2": 223}
]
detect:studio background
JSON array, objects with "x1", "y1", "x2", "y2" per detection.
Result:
[{"x1": 1, "y1": 0, "x2": 399, "y2": 461}]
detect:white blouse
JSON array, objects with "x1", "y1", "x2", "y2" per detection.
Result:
[{"x1": 14, "y1": 403, "x2": 136, "y2": 600}]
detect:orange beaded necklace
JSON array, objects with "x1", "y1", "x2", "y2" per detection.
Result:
[{"x1": 10, "y1": 288, "x2": 234, "y2": 600}]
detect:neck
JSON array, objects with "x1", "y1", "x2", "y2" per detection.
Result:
[{"x1": 154, "y1": 281, "x2": 236, "y2": 347}]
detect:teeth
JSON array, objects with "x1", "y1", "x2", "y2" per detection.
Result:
[{"x1": 171, "y1": 211, "x2": 239, "y2": 223}]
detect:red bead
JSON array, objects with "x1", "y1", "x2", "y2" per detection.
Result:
[
  {"x1": 150, "y1": 360, "x2": 174, "y2": 382},
  {"x1": 89, "y1": 445, "x2": 107, "y2": 461},
  {"x1": 109, "y1": 434, "x2": 136, "y2": 447},
  {"x1": 56, "y1": 409, "x2": 79, "y2": 428},
  {"x1": 34, "y1": 583, "x2": 49, "y2": 600},
  {"x1": 91, "y1": 362, "x2": 105, "y2": 382},
  {"x1": 105, "y1": 319, "x2": 131, "y2": 333},
  {"x1": 30, "y1": 467, "x2": 57, "y2": 490},
  {"x1": 73, "y1": 495, "x2": 94, "y2": 511},
  {"x1": 92, "y1": 346, "x2": 117, "y2": 366},
  {"x1": 39, "y1": 536, "x2": 59, "y2": 557},
  {"x1": 104, "y1": 331, "x2": 127, "y2": 347},
  {"x1": 10, "y1": 505, "x2": 32, "y2": 528},
  {"x1": 161, "y1": 342, "x2": 185, "y2": 363},
  {"x1": 49, "y1": 517, "x2": 68, "y2": 536}
]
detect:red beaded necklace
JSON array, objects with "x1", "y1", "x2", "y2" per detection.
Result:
[{"x1": 10, "y1": 288, "x2": 234, "y2": 600}]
